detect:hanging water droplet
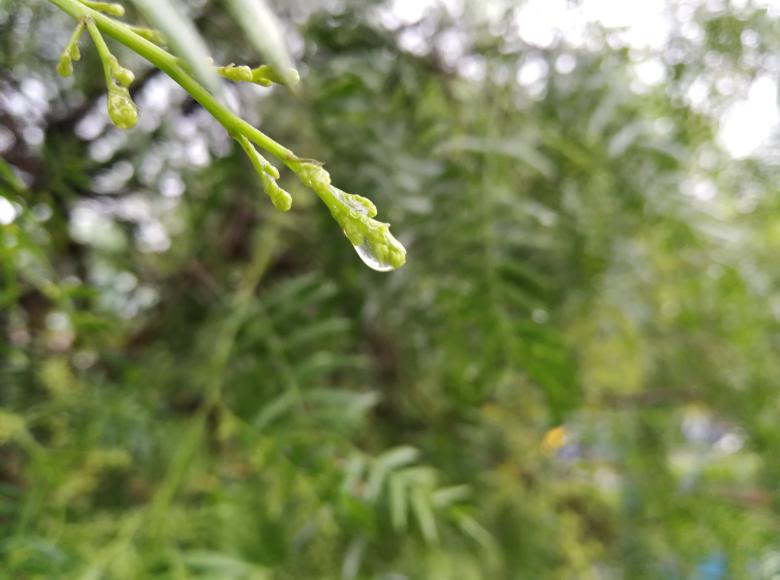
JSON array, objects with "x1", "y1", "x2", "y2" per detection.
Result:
[
  {"x1": 353, "y1": 243, "x2": 395, "y2": 271},
  {"x1": 349, "y1": 229, "x2": 406, "y2": 272},
  {"x1": 317, "y1": 181, "x2": 406, "y2": 271}
]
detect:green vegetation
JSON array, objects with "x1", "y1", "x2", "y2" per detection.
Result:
[{"x1": 1, "y1": 0, "x2": 780, "y2": 577}]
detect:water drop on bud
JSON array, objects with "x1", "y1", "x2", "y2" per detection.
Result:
[{"x1": 349, "y1": 226, "x2": 406, "y2": 272}]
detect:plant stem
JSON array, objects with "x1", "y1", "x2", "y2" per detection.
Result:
[
  {"x1": 65, "y1": 20, "x2": 85, "y2": 56},
  {"x1": 85, "y1": 18, "x2": 114, "y2": 86},
  {"x1": 46, "y1": 0, "x2": 407, "y2": 270},
  {"x1": 46, "y1": 0, "x2": 298, "y2": 166}
]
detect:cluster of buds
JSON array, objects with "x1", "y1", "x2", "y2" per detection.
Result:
[
  {"x1": 104, "y1": 53, "x2": 137, "y2": 129},
  {"x1": 234, "y1": 138, "x2": 406, "y2": 270},
  {"x1": 236, "y1": 135, "x2": 292, "y2": 212},
  {"x1": 56, "y1": 21, "x2": 84, "y2": 77},
  {"x1": 57, "y1": 9, "x2": 139, "y2": 130},
  {"x1": 51, "y1": 0, "x2": 405, "y2": 270},
  {"x1": 106, "y1": 85, "x2": 137, "y2": 129},
  {"x1": 294, "y1": 162, "x2": 407, "y2": 271},
  {"x1": 217, "y1": 63, "x2": 300, "y2": 88}
]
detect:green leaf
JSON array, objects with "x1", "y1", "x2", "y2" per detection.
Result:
[
  {"x1": 365, "y1": 446, "x2": 419, "y2": 500},
  {"x1": 431, "y1": 485, "x2": 470, "y2": 507},
  {"x1": 388, "y1": 472, "x2": 408, "y2": 531},
  {"x1": 411, "y1": 488, "x2": 438, "y2": 543}
]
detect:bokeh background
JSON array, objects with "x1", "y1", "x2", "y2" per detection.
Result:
[{"x1": 3, "y1": 0, "x2": 780, "y2": 577}]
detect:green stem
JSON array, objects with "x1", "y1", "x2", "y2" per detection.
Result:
[
  {"x1": 46, "y1": 0, "x2": 407, "y2": 269},
  {"x1": 85, "y1": 18, "x2": 114, "y2": 86},
  {"x1": 47, "y1": 0, "x2": 298, "y2": 166},
  {"x1": 65, "y1": 20, "x2": 85, "y2": 57}
]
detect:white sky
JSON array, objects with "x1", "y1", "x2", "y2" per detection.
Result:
[{"x1": 388, "y1": 0, "x2": 780, "y2": 159}]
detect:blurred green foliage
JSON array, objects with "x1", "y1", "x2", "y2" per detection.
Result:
[{"x1": 2, "y1": 0, "x2": 780, "y2": 578}]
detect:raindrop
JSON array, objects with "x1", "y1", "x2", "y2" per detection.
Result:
[
  {"x1": 329, "y1": 186, "x2": 405, "y2": 271},
  {"x1": 349, "y1": 227, "x2": 406, "y2": 272},
  {"x1": 353, "y1": 242, "x2": 396, "y2": 272}
]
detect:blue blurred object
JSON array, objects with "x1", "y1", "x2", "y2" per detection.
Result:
[{"x1": 695, "y1": 552, "x2": 727, "y2": 580}]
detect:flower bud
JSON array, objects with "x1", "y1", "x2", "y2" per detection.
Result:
[
  {"x1": 296, "y1": 163, "x2": 331, "y2": 194},
  {"x1": 107, "y1": 88, "x2": 138, "y2": 129},
  {"x1": 385, "y1": 233, "x2": 407, "y2": 269},
  {"x1": 113, "y1": 66, "x2": 135, "y2": 87},
  {"x1": 57, "y1": 54, "x2": 73, "y2": 77},
  {"x1": 262, "y1": 176, "x2": 293, "y2": 212},
  {"x1": 236, "y1": 135, "x2": 293, "y2": 212},
  {"x1": 251, "y1": 65, "x2": 300, "y2": 87},
  {"x1": 337, "y1": 190, "x2": 377, "y2": 218},
  {"x1": 68, "y1": 42, "x2": 81, "y2": 61},
  {"x1": 131, "y1": 27, "x2": 165, "y2": 45},
  {"x1": 217, "y1": 64, "x2": 253, "y2": 83},
  {"x1": 83, "y1": 1, "x2": 125, "y2": 16},
  {"x1": 263, "y1": 163, "x2": 280, "y2": 180},
  {"x1": 318, "y1": 179, "x2": 406, "y2": 270}
]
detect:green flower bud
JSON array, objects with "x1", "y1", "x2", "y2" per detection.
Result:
[
  {"x1": 372, "y1": 240, "x2": 390, "y2": 264},
  {"x1": 263, "y1": 163, "x2": 280, "y2": 180},
  {"x1": 113, "y1": 66, "x2": 135, "y2": 87},
  {"x1": 355, "y1": 225, "x2": 406, "y2": 271},
  {"x1": 296, "y1": 162, "x2": 331, "y2": 194},
  {"x1": 261, "y1": 175, "x2": 293, "y2": 212},
  {"x1": 68, "y1": 42, "x2": 81, "y2": 61},
  {"x1": 320, "y1": 181, "x2": 406, "y2": 270},
  {"x1": 251, "y1": 65, "x2": 300, "y2": 87},
  {"x1": 83, "y1": 1, "x2": 125, "y2": 17},
  {"x1": 385, "y1": 232, "x2": 407, "y2": 269},
  {"x1": 130, "y1": 27, "x2": 165, "y2": 44},
  {"x1": 249, "y1": 73, "x2": 272, "y2": 87},
  {"x1": 217, "y1": 64, "x2": 253, "y2": 83},
  {"x1": 107, "y1": 88, "x2": 138, "y2": 129},
  {"x1": 57, "y1": 22, "x2": 83, "y2": 77},
  {"x1": 337, "y1": 190, "x2": 377, "y2": 218},
  {"x1": 57, "y1": 54, "x2": 73, "y2": 77},
  {"x1": 236, "y1": 135, "x2": 292, "y2": 212},
  {"x1": 342, "y1": 222, "x2": 364, "y2": 247}
]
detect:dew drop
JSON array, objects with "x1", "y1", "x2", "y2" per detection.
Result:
[
  {"x1": 353, "y1": 242, "x2": 396, "y2": 272},
  {"x1": 350, "y1": 230, "x2": 406, "y2": 272},
  {"x1": 328, "y1": 185, "x2": 405, "y2": 271}
]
